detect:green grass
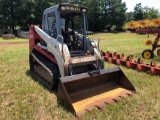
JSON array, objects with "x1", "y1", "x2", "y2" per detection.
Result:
[
  {"x1": 0, "y1": 37, "x2": 28, "y2": 43},
  {"x1": 0, "y1": 33, "x2": 160, "y2": 120}
]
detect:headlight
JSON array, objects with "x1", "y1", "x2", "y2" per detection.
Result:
[
  {"x1": 66, "y1": 6, "x2": 70, "y2": 10},
  {"x1": 82, "y1": 9, "x2": 86, "y2": 12},
  {"x1": 61, "y1": 6, "x2": 65, "y2": 10}
]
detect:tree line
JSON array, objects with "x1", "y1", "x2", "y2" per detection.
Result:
[{"x1": 0, "y1": 0, "x2": 159, "y2": 32}]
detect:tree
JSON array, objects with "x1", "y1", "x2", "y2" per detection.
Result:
[
  {"x1": 32, "y1": 0, "x2": 55, "y2": 26},
  {"x1": 133, "y1": 4, "x2": 159, "y2": 21},
  {"x1": 126, "y1": 12, "x2": 134, "y2": 22},
  {"x1": 16, "y1": 0, "x2": 55, "y2": 30},
  {"x1": 133, "y1": 3, "x2": 144, "y2": 20},
  {"x1": 145, "y1": 7, "x2": 159, "y2": 19},
  {"x1": 83, "y1": 0, "x2": 101, "y2": 31},
  {"x1": 0, "y1": 0, "x2": 22, "y2": 31},
  {"x1": 15, "y1": 0, "x2": 34, "y2": 30},
  {"x1": 101, "y1": 0, "x2": 127, "y2": 31},
  {"x1": 0, "y1": 0, "x2": 55, "y2": 31},
  {"x1": 55, "y1": 0, "x2": 81, "y2": 4}
]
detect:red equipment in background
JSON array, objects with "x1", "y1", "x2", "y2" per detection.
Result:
[
  {"x1": 136, "y1": 29, "x2": 160, "y2": 59},
  {"x1": 101, "y1": 51, "x2": 160, "y2": 75}
]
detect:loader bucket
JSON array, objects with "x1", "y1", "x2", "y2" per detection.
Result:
[{"x1": 57, "y1": 67, "x2": 136, "y2": 117}]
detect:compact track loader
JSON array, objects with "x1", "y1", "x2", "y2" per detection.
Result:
[{"x1": 29, "y1": 3, "x2": 136, "y2": 117}]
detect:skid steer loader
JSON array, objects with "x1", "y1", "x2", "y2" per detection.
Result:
[{"x1": 29, "y1": 3, "x2": 136, "y2": 117}]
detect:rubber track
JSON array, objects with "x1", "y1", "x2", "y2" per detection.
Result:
[{"x1": 31, "y1": 50, "x2": 60, "y2": 89}]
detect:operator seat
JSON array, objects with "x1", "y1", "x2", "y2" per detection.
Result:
[{"x1": 61, "y1": 29, "x2": 72, "y2": 50}]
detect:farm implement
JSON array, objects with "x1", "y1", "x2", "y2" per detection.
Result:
[
  {"x1": 101, "y1": 51, "x2": 160, "y2": 75},
  {"x1": 126, "y1": 19, "x2": 160, "y2": 59},
  {"x1": 136, "y1": 29, "x2": 160, "y2": 59}
]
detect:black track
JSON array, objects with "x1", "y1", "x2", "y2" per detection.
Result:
[{"x1": 29, "y1": 50, "x2": 60, "y2": 89}]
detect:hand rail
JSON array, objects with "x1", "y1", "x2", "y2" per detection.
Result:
[{"x1": 92, "y1": 34, "x2": 100, "y2": 50}]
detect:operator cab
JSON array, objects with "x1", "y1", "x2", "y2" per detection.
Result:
[
  {"x1": 60, "y1": 12, "x2": 84, "y2": 51},
  {"x1": 42, "y1": 3, "x2": 87, "y2": 57}
]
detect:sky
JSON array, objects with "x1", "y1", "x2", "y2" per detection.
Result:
[{"x1": 122, "y1": 0, "x2": 160, "y2": 12}]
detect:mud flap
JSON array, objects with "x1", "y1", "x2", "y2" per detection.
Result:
[{"x1": 57, "y1": 67, "x2": 136, "y2": 117}]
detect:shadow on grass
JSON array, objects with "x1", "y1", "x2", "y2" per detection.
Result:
[
  {"x1": 25, "y1": 70, "x2": 72, "y2": 114},
  {"x1": 26, "y1": 70, "x2": 57, "y2": 93}
]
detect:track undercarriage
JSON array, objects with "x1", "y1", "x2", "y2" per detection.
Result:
[{"x1": 30, "y1": 50, "x2": 60, "y2": 89}]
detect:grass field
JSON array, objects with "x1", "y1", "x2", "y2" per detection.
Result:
[{"x1": 0, "y1": 33, "x2": 160, "y2": 120}]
